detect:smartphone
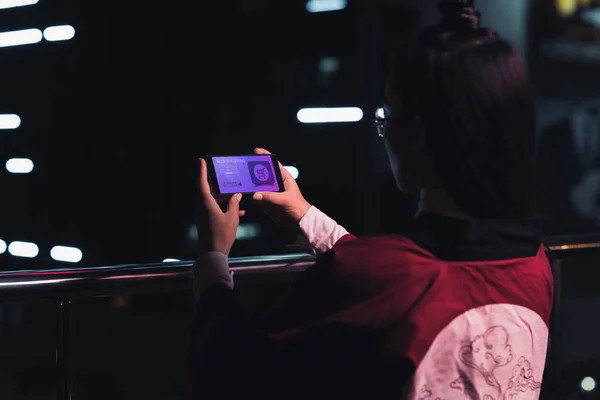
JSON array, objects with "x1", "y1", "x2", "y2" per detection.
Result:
[{"x1": 205, "y1": 154, "x2": 285, "y2": 195}]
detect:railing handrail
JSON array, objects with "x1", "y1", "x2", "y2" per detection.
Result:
[
  {"x1": 545, "y1": 234, "x2": 600, "y2": 252},
  {"x1": 0, "y1": 253, "x2": 317, "y2": 301},
  {"x1": 1, "y1": 235, "x2": 600, "y2": 302}
]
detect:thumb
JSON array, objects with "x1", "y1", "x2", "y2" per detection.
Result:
[
  {"x1": 226, "y1": 193, "x2": 242, "y2": 216},
  {"x1": 253, "y1": 191, "x2": 286, "y2": 206},
  {"x1": 254, "y1": 147, "x2": 271, "y2": 155}
]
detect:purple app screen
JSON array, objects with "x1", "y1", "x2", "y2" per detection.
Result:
[{"x1": 212, "y1": 155, "x2": 281, "y2": 194}]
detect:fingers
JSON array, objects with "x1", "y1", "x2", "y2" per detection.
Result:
[
  {"x1": 279, "y1": 163, "x2": 294, "y2": 182},
  {"x1": 253, "y1": 191, "x2": 285, "y2": 206},
  {"x1": 254, "y1": 148, "x2": 294, "y2": 181},
  {"x1": 254, "y1": 148, "x2": 271, "y2": 155},
  {"x1": 239, "y1": 210, "x2": 246, "y2": 218},
  {"x1": 198, "y1": 158, "x2": 220, "y2": 213},
  {"x1": 226, "y1": 193, "x2": 242, "y2": 217},
  {"x1": 198, "y1": 158, "x2": 212, "y2": 197}
]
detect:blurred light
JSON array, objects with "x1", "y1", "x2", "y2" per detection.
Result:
[
  {"x1": 50, "y1": 246, "x2": 83, "y2": 263},
  {"x1": 111, "y1": 295, "x2": 130, "y2": 309},
  {"x1": 163, "y1": 258, "x2": 181, "y2": 262},
  {"x1": 236, "y1": 224, "x2": 262, "y2": 240},
  {"x1": 582, "y1": 8, "x2": 600, "y2": 27},
  {"x1": 43, "y1": 25, "x2": 75, "y2": 42},
  {"x1": 582, "y1": 377, "x2": 596, "y2": 392},
  {"x1": 188, "y1": 225, "x2": 198, "y2": 241},
  {"x1": 8, "y1": 241, "x2": 39, "y2": 258},
  {"x1": 556, "y1": 0, "x2": 577, "y2": 17},
  {"x1": 6, "y1": 158, "x2": 34, "y2": 174},
  {"x1": 284, "y1": 166, "x2": 299, "y2": 180},
  {"x1": 0, "y1": 239, "x2": 6, "y2": 254},
  {"x1": 0, "y1": 0, "x2": 38, "y2": 10},
  {"x1": 306, "y1": 0, "x2": 347, "y2": 13},
  {"x1": 0, "y1": 28, "x2": 42, "y2": 48},
  {"x1": 0, "y1": 114, "x2": 21, "y2": 129},
  {"x1": 297, "y1": 107, "x2": 363, "y2": 124},
  {"x1": 318, "y1": 56, "x2": 340, "y2": 74}
]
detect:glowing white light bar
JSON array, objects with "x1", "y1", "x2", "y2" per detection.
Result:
[
  {"x1": 582, "y1": 377, "x2": 597, "y2": 392},
  {"x1": 50, "y1": 246, "x2": 83, "y2": 263},
  {"x1": 0, "y1": 0, "x2": 38, "y2": 10},
  {"x1": 236, "y1": 224, "x2": 262, "y2": 240},
  {"x1": 0, "y1": 114, "x2": 21, "y2": 129},
  {"x1": 297, "y1": 107, "x2": 363, "y2": 124},
  {"x1": 8, "y1": 241, "x2": 39, "y2": 258},
  {"x1": 0, "y1": 28, "x2": 42, "y2": 48},
  {"x1": 306, "y1": 0, "x2": 347, "y2": 13},
  {"x1": 6, "y1": 158, "x2": 34, "y2": 174},
  {"x1": 284, "y1": 166, "x2": 299, "y2": 180},
  {"x1": 163, "y1": 258, "x2": 181, "y2": 262},
  {"x1": 43, "y1": 25, "x2": 75, "y2": 42},
  {"x1": 0, "y1": 239, "x2": 6, "y2": 254}
]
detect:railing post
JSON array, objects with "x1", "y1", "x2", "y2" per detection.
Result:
[{"x1": 57, "y1": 299, "x2": 72, "y2": 400}]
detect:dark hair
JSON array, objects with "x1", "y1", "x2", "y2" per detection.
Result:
[{"x1": 392, "y1": 0, "x2": 536, "y2": 219}]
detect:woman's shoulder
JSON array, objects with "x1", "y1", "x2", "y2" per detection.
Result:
[
  {"x1": 315, "y1": 234, "x2": 441, "y2": 304},
  {"x1": 327, "y1": 233, "x2": 440, "y2": 282},
  {"x1": 333, "y1": 233, "x2": 436, "y2": 261}
]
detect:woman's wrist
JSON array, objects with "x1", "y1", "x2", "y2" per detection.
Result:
[{"x1": 293, "y1": 201, "x2": 312, "y2": 224}]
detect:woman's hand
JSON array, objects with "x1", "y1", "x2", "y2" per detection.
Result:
[
  {"x1": 196, "y1": 158, "x2": 245, "y2": 256},
  {"x1": 252, "y1": 148, "x2": 312, "y2": 231}
]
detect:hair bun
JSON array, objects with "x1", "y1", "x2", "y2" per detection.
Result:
[{"x1": 438, "y1": 0, "x2": 481, "y2": 30}]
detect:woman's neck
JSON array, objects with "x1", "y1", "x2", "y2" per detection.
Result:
[{"x1": 416, "y1": 187, "x2": 474, "y2": 221}]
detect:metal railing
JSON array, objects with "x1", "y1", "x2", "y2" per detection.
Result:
[
  {"x1": 0, "y1": 253, "x2": 316, "y2": 400},
  {"x1": 0, "y1": 253, "x2": 316, "y2": 301},
  {"x1": 545, "y1": 233, "x2": 600, "y2": 253},
  {"x1": 0, "y1": 237, "x2": 596, "y2": 400}
]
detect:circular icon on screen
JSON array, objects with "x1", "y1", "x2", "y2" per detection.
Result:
[{"x1": 253, "y1": 164, "x2": 270, "y2": 182}]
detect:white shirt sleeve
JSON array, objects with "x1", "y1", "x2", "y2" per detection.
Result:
[
  {"x1": 192, "y1": 251, "x2": 234, "y2": 300},
  {"x1": 193, "y1": 206, "x2": 349, "y2": 300},
  {"x1": 293, "y1": 206, "x2": 349, "y2": 257}
]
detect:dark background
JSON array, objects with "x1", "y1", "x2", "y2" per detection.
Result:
[
  {"x1": 1, "y1": 0, "x2": 600, "y2": 398},
  {"x1": 0, "y1": 0, "x2": 414, "y2": 270}
]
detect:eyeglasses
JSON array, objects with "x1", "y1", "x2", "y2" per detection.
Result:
[
  {"x1": 374, "y1": 107, "x2": 391, "y2": 138},
  {"x1": 374, "y1": 106, "x2": 417, "y2": 137}
]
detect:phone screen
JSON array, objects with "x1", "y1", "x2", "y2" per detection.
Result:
[{"x1": 210, "y1": 155, "x2": 283, "y2": 194}]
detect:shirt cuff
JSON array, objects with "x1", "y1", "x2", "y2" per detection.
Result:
[
  {"x1": 192, "y1": 251, "x2": 234, "y2": 300},
  {"x1": 294, "y1": 206, "x2": 349, "y2": 256}
]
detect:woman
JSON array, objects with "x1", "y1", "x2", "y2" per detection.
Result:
[{"x1": 191, "y1": 1, "x2": 553, "y2": 399}]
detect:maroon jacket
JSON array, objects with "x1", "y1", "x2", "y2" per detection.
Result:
[{"x1": 189, "y1": 214, "x2": 553, "y2": 400}]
